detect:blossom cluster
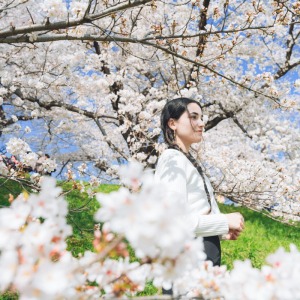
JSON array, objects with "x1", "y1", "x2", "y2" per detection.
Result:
[
  {"x1": 221, "y1": 245, "x2": 300, "y2": 300},
  {"x1": 96, "y1": 161, "x2": 207, "y2": 289},
  {"x1": 1, "y1": 138, "x2": 57, "y2": 181},
  {"x1": 0, "y1": 162, "x2": 207, "y2": 298},
  {"x1": 0, "y1": 162, "x2": 300, "y2": 299},
  {"x1": 40, "y1": 0, "x2": 89, "y2": 20},
  {"x1": 0, "y1": 178, "x2": 81, "y2": 298}
]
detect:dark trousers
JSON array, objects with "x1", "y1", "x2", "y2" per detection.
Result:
[
  {"x1": 162, "y1": 235, "x2": 221, "y2": 295},
  {"x1": 203, "y1": 235, "x2": 221, "y2": 266}
]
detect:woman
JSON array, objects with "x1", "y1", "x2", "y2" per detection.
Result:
[{"x1": 155, "y1": 97, "x2": 244, "y2": 268}]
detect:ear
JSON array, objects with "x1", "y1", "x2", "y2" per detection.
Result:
[{"x1": 167, "y1": 118, "x2": 176, "y2": 130}]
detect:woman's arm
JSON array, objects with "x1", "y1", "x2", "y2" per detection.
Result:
[{"x1": 194, "y1": 214, "x2": 229, "y2": 237}]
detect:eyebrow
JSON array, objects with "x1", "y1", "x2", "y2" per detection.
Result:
[{"x1": 189, "y1": 112, "x2": 202, "y2": 116}]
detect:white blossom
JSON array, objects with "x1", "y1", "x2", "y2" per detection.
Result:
[
  {"x1": 20, "y1": 151, "x2": 38, "y2": 169},
  {"x1": 30, "y1": 109, "x2": 40, "y2": 118},
  {"x1": 221, "y1": 245, "x2": 300, "y2": 300},
  {"x1": 0, "y1": 0, "x2": 300, "y2": 296},
  {"x1": 0, "y1": 87, "x2": 7, "y2": 96},
  {"x1": 95, "y1": 162, "x2": 198, "y2": 260},
  {"x1": 28, "y1": 33, "x2": 38, "y2": 42},
  {"x1": 24, "y1": 126, "x2": 31, "y2": 133},
  {"x1": 89, "y1": 175, "x2": 101, "y2": 187},
  {"x1": 78, "y1": 162, "x2": 87, "y2": 176},
  {"x1": 0, "y1": 163, "x2": 300, "y2": 299},
  {"x1": 40, "y1": 0, "x2": 67, "y2": 19},
  {"x1": 118, "y1": 160, "x2": 144, "y2": 188},
  {"x1": 294, "y1": 79, "x2": 300, "y2": 88},
  {"x1": 11, "y1": 115, "x2": 18, "y2": 122},
  {"x1": 0, "y1": 161, "x2": 9, "y2": 175},
  {"x1": 6, "y1": 138, "x2": 31, "y2": 156},
  {"x1": 69, "y1": 0, "x2": 89, "y2": 19},
  {"x1": 147, "y1": 155, "x2": 157, "y2": 164}
]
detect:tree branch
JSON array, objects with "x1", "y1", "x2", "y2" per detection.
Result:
[
  {"x1": 0, "y1": 0, "x2": 152, "y2": 39},
  {"x1": 13, "y1": 89, "x2": 118, "y2": 121}
]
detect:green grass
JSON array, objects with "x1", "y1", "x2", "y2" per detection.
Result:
[
  {"x1": 220, "y1": 203, "x2": 300, "y2": 269},
  {"x1": 0, "y1": 292, "x2": 18, "y2": 300},
  {"x1": 61, "y1": 183, "x2": 300, "y2": 270},
  {"x1": 0, "y1": 178, "x2": 300, "y2": 298},
  {"x1": 0, "y1": 178, "x2": 32, "y2": 206},
  {"x1": 57, "y1": 181, "x2": 120, "y2": 257}
]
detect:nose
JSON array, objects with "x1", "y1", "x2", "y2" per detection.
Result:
[{"x1": 197, "y1": 119, "x2": 205, "y2": 128}]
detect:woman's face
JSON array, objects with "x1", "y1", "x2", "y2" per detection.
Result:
[{"x1": 168, "y1": 103, "x2": 204, "y2": 151}]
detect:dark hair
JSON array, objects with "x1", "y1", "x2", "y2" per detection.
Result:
[{"x1": 161, "y1": 97, "x2": 201, "y2": 146}]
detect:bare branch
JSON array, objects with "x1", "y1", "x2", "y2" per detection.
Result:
[{"x1": 26, "y1": 7, "x2": 35, "y2": 24}]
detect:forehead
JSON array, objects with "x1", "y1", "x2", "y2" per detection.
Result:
[{"x1": 187, "y1": 103, "x2": 202, "y2": 114}]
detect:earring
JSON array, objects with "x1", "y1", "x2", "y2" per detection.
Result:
[{"x1": 173, "y1": 129, "x2": 176, "y2": 140}]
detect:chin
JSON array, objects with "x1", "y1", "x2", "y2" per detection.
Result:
[
  {"x1": 191, "y1": 139, "x2": 202, "y2": 145},
  {"x1": 194, "y1": 136, "x2": 202, "y2": 143}
]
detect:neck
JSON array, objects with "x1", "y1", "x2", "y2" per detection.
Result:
[
  {"x1": 175, "y1": 139, "x2": 190, "y2": 153},
  {"x1": 170, "y1": 141, "x2": 190, "y2": 154}
]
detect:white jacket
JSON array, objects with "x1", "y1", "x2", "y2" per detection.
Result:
[{"x1": 155, "y1": 149, "x2": 229, "y2": 237}]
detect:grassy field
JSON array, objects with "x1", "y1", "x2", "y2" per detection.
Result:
[
  {"x1": 220, "y1": 204, "x2": 300, "y2": 269},
  {"x1": 64, "y1": 185, "x2": 300, "y2": 270},
  {"x1": 0, "y1": 179, "x2": 300, "y2": 298}
]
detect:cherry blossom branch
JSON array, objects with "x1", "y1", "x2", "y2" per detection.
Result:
[
  {"x1": 1, "y1": 88, "x2": 129, "y2": 163},
  {"x1": 0, "y1": 0, "x2": 30, "y2": 14},
  {"x1": 0, "y1": 114, "x2": 37, "y2": 127},
  {"x1": 13, "y1": 89, "x2": 118, "y2": 121},
  {"x1": 94, "y1": 118, "x2": 130, "y2": 160},
  {"x1": 0, "y1": 173, "x2": 41, "y2": 192},
  {"x1": 186, "y1": 0, "x2": 210, "y2": 86},
  {"x1": 0, "y1": 25, "x2": 287, "y2": 43},
  {"x1": 274, "y1": 17, "x2": 300, "y2": 79},
  {"x1": 76, "y1": 234, "x2": 125, "y2": 271},
  {"x1": 0, "y1": 0, "x2": 152, "y2": 38}
]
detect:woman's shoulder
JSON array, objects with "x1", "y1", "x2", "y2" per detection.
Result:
[
  {"x1": 156, "y1": 148, "x2": 189, "y2": 171},
  {"x1": 155, "y1": 148, "x2": 189, "y2": 178},
  {"x1": 158, "y1": 148, "x2": 187, "y2": 161}
]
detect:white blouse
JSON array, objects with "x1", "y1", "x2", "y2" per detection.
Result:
[{"x1": 155, "y1": 149, "x2": 229, "y2": 237}]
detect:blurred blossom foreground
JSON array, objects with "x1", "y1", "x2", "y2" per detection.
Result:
[{"x1": 0, "y1": 161, "x2": 300, "y2": 299}]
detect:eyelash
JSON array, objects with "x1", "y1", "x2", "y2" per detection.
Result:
[{"x1": 190, "y1": 115, "x2": 203, "y2": 121}]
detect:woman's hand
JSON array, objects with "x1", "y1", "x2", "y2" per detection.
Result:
[
  {"x1": 225, "y1": 212, "x2": 245, "y2": 233},
  {"x1": 223, "y1": 229, "x2": 241, "y2": 240}
]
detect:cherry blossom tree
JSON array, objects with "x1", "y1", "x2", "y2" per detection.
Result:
[{"x1": 0, "y1": 0, "x2": 299, "y2": 219}]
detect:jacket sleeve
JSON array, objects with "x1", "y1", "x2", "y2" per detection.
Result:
[
  {"x1": 193, "y1": 179, "x2": 229, "y2": 237},
  {"x1": 194, "y1": 214, "x2": 228, "y2": 237}
]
